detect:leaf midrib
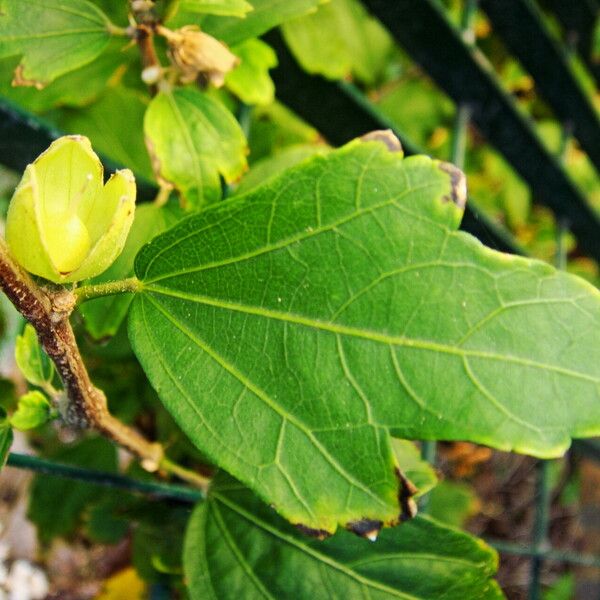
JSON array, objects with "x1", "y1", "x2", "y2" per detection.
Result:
[
  {"x1": 143, "y1": 294, "x2": 394, "y2": 512},
  {"x1": 144, "y1": 285, "x2": 599, "y2": 385}
]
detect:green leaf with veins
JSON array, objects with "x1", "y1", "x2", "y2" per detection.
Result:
[
  {"x1": 199, "y1": 0, "x2": 326, "y2": 46},
  {"x1": 0, "y1": 0, "x2": 113, "y2": 88},
  {"x1": 129, "y1": 139, "x2": 600, "y2": 533},
  {"x1": 184, "y1": 474, "x2": 502, "y2": 599},
  {"x1": 144, "y1": 88, "x2": 247, "y2": 209},
  {"x1": 226, "y1": 39, "x2": 278, "y2": 106},
  {"x1": 0, "y1": 40, "x2": 130, "y2": 113}
]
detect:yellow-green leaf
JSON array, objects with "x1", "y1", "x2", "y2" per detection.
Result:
[
  {"x1": 10, "y1": 390, "x2": 52, "y2": 430},
  {"x1": 144, "y1": 88, "x2": 247, "y2": 209},
  {"x1": 15, "y1": 324, "x2": 54, "y2": 387}
]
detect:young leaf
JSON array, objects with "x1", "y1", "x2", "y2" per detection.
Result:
[
  {"x1": 15, "y1": 324, "x2": 54, "y2": 387},
  {"x1": 200, "y1": 0, "x2": 326, "y2": 46},
  {"x1": 129, "y1": 139, "x2": 600, "y2": 533},
  {"x1": 10, "y1": 390, "x2": 52, "y2": 431},
  {"x1": 0, "y1": 408, "x2": 12, "y2": 470},
  {"x1": 226, "y1": 39, "x2": 278, "y2": 106},
  {"x1": 0, "y1": 0, "x2": 113, "y2": 88},
  {"x1": 144, "y1": 88, "x2": 247, "y2": 209},
  {"x1": 183, "y1": 475, "x2": 502, "y2": 599}
]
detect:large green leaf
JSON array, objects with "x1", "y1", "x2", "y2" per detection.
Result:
[
  {"x1": 129, "y1": 139, "x2": 600, "y2": 533},
  {"x1": 144, "y1": 88, "x2": 247, "y2": 209},
  {"x1": 0, "y1": 0, "x2": 113, "y2": 88},
  {"x1": 184, "y1": 475, "x2": 502, "y2": 599},
  {"x1": 200, "y1": 0, "x2": 325, "y2": 46}
]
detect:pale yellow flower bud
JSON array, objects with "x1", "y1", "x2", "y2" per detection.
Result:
[{"x1": 6, "y1": 136, "x2": 136, "y2": 284}]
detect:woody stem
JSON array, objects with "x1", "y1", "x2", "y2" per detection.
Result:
[{"x1": 0, "y1": 238, "x2": 209, "y2": 491}]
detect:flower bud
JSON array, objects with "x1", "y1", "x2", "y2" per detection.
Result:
[
  {"x1": 158, "y1": 25, "x2": 239, "y2": 87},
  {"x1": 6, "y1": 136, "x2": 136, "y2": 284}
]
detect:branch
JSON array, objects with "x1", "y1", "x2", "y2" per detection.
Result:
[{"x1": 0, "y1": 238, "x2": 209, "y2": 491}]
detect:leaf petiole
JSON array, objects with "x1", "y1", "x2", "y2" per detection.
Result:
[{"x1": 74, "y1": 277, "x2": 142, "y2": 304}]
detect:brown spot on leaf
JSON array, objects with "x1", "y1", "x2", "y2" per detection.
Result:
[
  {"x1": 396, "y1": 468, "x2": 418, "y2": 522},
  {"x1": 12, "y1": 64, "x2": 46, "y2": 90},
  {"x1": 438, "y1": 162, "x2": 467, "y2": 210},
  {"x1": 295, "y1": 524, "x2": 331, "y2": 540},
  {"x1": 359, "y1": 130, "x2": 403, "y2": 154},
  {"x1": 347, "y1": 518, "x2": 383, "y2": 541}
]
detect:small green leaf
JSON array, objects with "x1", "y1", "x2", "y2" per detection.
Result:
[
  {"x1": 168, "y1": 0, "x2": 253, "y2": 18},
  {"x1": 80, "y1": 204, "x2": 181, "y2": 340},
  {"x1": 15, "y1": 324, "x2": 54, "y2": 386},
  {"x1": 200, "y1": 0, "x2": 326, "y2": 46},
  {"x1": 10, "y1": 390, "x2": 52, "y2": 431},
  {"x1": 0, "y1": 408, "x2": 12, "y2": 470},
  {"x1": 144, "y1": 88, "x2": 247, "y2": 209},
  {"x1": 392, "y1": 439, "x2": 437, "y2": 497},
  {"x1": 226, "y1": 39, "x2": 277, "y2": 106},
  {"x1": 281, "y1": 0, "x2": 394, "y2": 85},
  {"x1": 183, "y1": 475, "x2": 502, "y2": 599},
  {"x1": 0, "y1": 0, "x2": 113, "y2": 88}
]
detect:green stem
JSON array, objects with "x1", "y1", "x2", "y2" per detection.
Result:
[
  {"x1": 106, "y1": 22, "x2": 130, "y2": 37},
  {"x1": 7, "y1": 452, "x2": 205, "y2": 503},
  {"x1": 160, "y1": 456, "x2": 212, "y2": 492},
  {"x1": 74, "y1": 277, "x2": 142, "y2": 304}
]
